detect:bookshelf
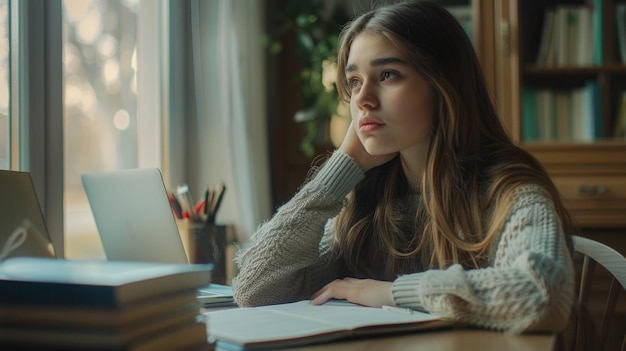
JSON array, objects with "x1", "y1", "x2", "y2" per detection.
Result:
[{"x1": 491, "y1": 0, "x2": 626, "y2": 230}]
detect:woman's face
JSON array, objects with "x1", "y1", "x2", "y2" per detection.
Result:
[{"x1": 346, "y1": 32, "x2": 435, "y2": 159}]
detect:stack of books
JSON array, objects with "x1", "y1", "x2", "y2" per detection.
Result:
[{"x1": 0, "y1": 257, "x2": 213, "y2": 350}]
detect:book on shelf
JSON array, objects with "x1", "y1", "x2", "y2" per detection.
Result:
[
  {"x1": 536, "y1": 9, "x2": 555, "y2": 66},
  {"x1": 575, "y1": 5, "x2": 594, "y2": 66},
  {"x1": 617, "y1": 3, "x2": 626, "y2": 64},
  {"x1": 591, "y1": 81, "x2": 603, "y2": 139},
  {"x1": 555, "y1": 91, "x2": 570, "y2": 141},
  {"x1": 536, "y1": 5, "x2": 594, "y2": 66},
  {"x1": 522, "y1": 88, "x2": 538, "y2": 141},
  {"x1": 206, "y1": 300, "x2": 454, "y2": 351},
  {"x1": 522, "y1": 83, "x2": 598, "y2": 143},
  {"x1": 0, "y1": 257, "x2": 212, "y2": 308},
  {"x1": 536, "y1": 89, "x2": 557, "y2": 142},
  {"x1": 592, "y1": 0, "x2": 603, "y2": 64}
]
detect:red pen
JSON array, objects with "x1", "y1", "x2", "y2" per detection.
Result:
[
  {"x1": 194, "y1": 199, "x2": 205, "y2": 216},
  {"x1": 168, "y1": 193, "x2": 183, "y2": 218}
]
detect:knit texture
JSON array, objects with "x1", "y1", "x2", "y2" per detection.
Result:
[{"x1": 233, "y1": 151, "x2": 574, "y2": 334}]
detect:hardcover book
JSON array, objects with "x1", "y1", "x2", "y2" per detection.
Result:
[
  {"x1": 0, "y1": 290, "x2": 199, "y2": 328},
  {"x1": 0, "y1": 257, "x2": 212, "y2": 307},
  {"x1": 0, "y1": 320, "x2": 208, "y2": 351}
]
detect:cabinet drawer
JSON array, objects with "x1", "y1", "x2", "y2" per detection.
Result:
[{"x1": 552, "y1": 176, "x2": 626, "y2": 227}]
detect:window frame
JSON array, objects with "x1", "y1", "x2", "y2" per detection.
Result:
[{"x1": 10, "y1": 0, "x2": 64, "y2": 256}]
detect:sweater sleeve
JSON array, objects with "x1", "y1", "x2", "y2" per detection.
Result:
[
  {"x1": 233, "y1": 151, "x2": 364, "y2": 307},
  {"x1": 391, "y1": 185, "x2": 574, "y2": 334}
]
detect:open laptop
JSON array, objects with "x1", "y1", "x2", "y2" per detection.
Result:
[
  {"x1": 81, "y1": 168, "x2": 233, "y2": 305},
  {"x1": 0, "y1": 170, "x2": 56, "y2": 260}
]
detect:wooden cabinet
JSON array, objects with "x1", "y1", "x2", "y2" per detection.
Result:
[{"x1": 490, "y1": 0, "x2": 626, "y2": 229}]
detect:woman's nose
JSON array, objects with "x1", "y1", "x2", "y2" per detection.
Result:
[{"x1": 354, "y1": 81, "x2": 378, "y2": 110}]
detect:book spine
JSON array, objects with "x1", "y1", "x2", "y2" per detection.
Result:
[
  {"x1": 522, "y1": 88, "x2": 538, "y2": 141},
  {"x1": 555, "y1": 6, "x2": 569, "y2": 66},
  {"x1": 576, "y1": 7, "x2": 593, "y2": 66},
  {"x1": 591, "y1": 81, "x2": 603, "y2": 138},
  {"x1": 536, "y1": 90, "x2": 555, "y2": 141},
  {"x1": 536, "y1": 10, "x2": 555, "y2": 66},
  {"x1": 617, "y1": 4, "x2": 626, "y2": 63},
  {"x1": 555, "y1": 91, "x2": 570, "y2": 141},
  {"x1": 0, "y1": 280, "x2": 122, "y2": 308},
  {"x1": 582, "y1": 81, "x2": 596, "y2": 141},
  {"x1": 571, "y1": 87, "x2": 585, "y2": 141},
  {"x1": 592, "y1": 0, "x2": 603, "y2": 65}
]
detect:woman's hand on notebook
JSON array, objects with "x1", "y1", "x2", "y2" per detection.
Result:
[{"x1": 310, "y1": 277, "x2": 394, "y2": 308}]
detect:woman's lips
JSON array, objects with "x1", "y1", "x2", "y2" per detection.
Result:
[{"x1": 359, "y1": 116, "x2": 384, "y2": 132}]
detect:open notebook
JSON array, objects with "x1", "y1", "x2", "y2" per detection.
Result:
[
  {"x1": 81, "y1": 168, "x2": 233, "y2": 306},
  {"x1": 206, "y1": 300, "x2": 454, "y2": 350},
  {"x1": 0, "y1": 170, "x2": 56, "y2": 260}
]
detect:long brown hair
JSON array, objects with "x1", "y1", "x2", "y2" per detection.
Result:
[{"x1": 330, "y1": 1, "x2": 574, "y2": 280}]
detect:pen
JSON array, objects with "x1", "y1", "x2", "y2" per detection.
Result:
[
  {"x1": 207, "y1": 183, "x2": 226, "y2": 223},
  {"x1": 194, "y1": 199, "x2": 205, "y2": 216},
  {"x1": 167, "y1": 193, "x2": 183, "y2": 218},
  {"x1": 177, "y1": 183, "x2": 199, "y2": 221},
  {"x1": 203, "y1": 188, "x2": 211, "y2": 219}
]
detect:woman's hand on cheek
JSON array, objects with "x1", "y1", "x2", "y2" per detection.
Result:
[
  {"x1": 338, "y1": 122, "x2": 396, "y2": 172},
  {"x1": 310, "y1": 277, "x2": 394, "y2": 307}
]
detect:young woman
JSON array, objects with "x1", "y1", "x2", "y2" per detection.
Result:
[{"x1": 233, "y1": 0, "x2": 575, "y2": 334}]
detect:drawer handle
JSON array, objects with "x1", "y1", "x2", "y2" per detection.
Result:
[{"x1": 578, "y1": 184, "x2": 606, "y2": 197}]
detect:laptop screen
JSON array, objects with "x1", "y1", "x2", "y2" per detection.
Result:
[
  {"x1": 0, "y1": 170, "x2": 56, "y2": 259},
  {"x1": 81, "y1": 168, "x2": 188, "y2": 264}
]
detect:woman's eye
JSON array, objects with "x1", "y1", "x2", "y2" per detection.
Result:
[
  {"x1": 348, "y1": 78, "x2": 361, "y2": 90},
  {"x1": 381, "y1": 71, "x2": 398, "y2": 81}
]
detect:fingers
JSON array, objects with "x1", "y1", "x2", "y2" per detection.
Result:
[
  {"x1": 337, "y1": 122, "x2": 398, "y2": 172},
  {"x1": 310, "y1": 277, "x2": 366, "y2": 305},
  {"x1": 310, "y1": 278, "x2": 395, "y2": 308},
  {"x1": 311, "y1": 279, "x2": 345, "y2": 305}
]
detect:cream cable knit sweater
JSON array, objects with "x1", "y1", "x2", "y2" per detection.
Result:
[{"x1": 233, "y1": 151, "x2": 574, "y2": 334}]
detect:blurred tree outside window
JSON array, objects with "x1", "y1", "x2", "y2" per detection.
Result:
[{"x1": 63, "y1": 0, "x2": 146, "y2": 258}]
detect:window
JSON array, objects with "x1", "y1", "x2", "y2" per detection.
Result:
[
  {"x1": 63, "y1": 0, "x2": 165, "y2": 258},
  {"x1": 3, "y1": 1, "x2": 228, "y2": 259},
  {"x1": 0, "y1": 0, "x2": 9, "y2": 169}
]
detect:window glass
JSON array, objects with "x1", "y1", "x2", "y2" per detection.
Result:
[
  {"x1": 0, "y1": 0, "x2": 9, "y2": 169},
  {"x1": 63, "y1": 0, "x2": 141, "y2": 258}
]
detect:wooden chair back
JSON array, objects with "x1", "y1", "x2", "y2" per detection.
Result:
[{"x1": 567, "y1": 235, "x2": 626, "y2": 351}]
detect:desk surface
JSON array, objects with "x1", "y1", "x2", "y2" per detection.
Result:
[{"x1": 289, "y1": 329, "x2": 555, "y2": 351}]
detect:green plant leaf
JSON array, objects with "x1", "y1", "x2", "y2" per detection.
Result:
[
  {"x1": 297, "y1": 32, "x2": 315, "y2": 51},
  {"x1": 269, "y1": 42, "x2": 283, "y2": 55}
]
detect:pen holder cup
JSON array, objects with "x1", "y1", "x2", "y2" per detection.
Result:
[{"x1": 177, "y1": 220, "x2": 227, "y2": 285}]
